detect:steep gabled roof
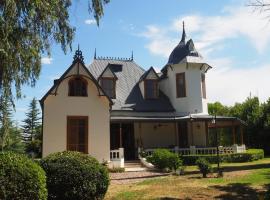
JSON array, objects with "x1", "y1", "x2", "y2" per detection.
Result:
[
  {"x1": 89, "y1": 58, "x2": 175, "y2": 112},
  {"x1": 139, "y1": 66, "x2": 159, "y2": 82},
  {"x1": 40, "y1": 49, "x2": 113, "y2": 108}
]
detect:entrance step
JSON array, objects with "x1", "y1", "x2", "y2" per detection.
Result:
[{"x1": 125, "y1": 160, "x2": 147, "y2": 172}]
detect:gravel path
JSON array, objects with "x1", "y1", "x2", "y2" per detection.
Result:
[{"x1": 110, "y1": 171, "x2": 169, "y2": 184}]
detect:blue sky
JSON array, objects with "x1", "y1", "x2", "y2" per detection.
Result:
[{"x1": 14, "y1": 0, "x2": 270, "y2": 123}]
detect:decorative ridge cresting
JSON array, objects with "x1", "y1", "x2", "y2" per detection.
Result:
[
  {"x1": 73, "y1": 45, "x2": 84, "y2": 64},
  {"x1": 94, "y1": 49, "x2": 134, "y2": 61}
]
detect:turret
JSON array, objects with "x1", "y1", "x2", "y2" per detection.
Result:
[{"x1": 159, "y1": 22, "x2": 212, "y2": 115}]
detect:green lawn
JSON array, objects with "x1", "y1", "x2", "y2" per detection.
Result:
[{"x1": 106, "y1": 158, "x2": 270, "y2": 200}]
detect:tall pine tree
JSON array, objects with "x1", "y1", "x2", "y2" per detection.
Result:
[
  {"x1": 0, "y1": 97, "x2": 24, "y2": 153},
  {"x1": 22, "y1": 98, "x2": 42, "y2": 157}
]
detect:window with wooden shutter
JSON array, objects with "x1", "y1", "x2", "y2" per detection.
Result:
[
  {"x1": 176, "y1": 73, "x2": 186, "y2": 98},
  {"x1": 68, "y1": 77, "x2": 87, "y2": 96},
  {"x1": 144, "y1": 79, "x2": 158, "y2": 99},
  {"x1": 201, "y1": 73, "x2": 206, "y2": 99},
  {"x1": 67, "y1": 116, "x2": 88, "y2": 153},
  {"x1": 101, "y1": 77, "x2": 116, "y2": 98}
]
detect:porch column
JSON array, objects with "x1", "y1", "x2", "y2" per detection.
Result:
[
  {"x1": 175, "y1": 121, "x2": 179, "y2": 147},
  {"x1": 119, "y1": 123, "x2": 122, "y2": 148},
  {"x1": 232, "y1": 121, "x2": 236, "y2": 144},
  {"x1": 205, "y1": 121, "x2": 209, "y2": 146},
  {"x1": 190, "y1": 121, "x2": 194, "y2": 145},
  {"x1": 240, "y1": 125, "x2": 244, "y2": 145}
]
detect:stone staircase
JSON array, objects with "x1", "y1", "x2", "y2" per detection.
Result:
[{"x1": 124, "y1": 160, "x2": 147, "y2": 172}]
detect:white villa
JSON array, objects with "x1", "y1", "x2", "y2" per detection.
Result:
[{"x1": 40, "y1": 23, "x2": 246, "y2": 168}]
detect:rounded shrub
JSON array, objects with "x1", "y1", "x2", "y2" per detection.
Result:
[
  {"x1": 0, "y1": 151, "x2": 47, "y2": 200},
  {"x1": 196, "y1": 157, "x2": 212, "y2": 178},
  {"x1": 147, "y1": 149, "x2": 182, "y2": 171},
  {"x1": 40, "y1": 151, "x2": 109, "y2": 200}
]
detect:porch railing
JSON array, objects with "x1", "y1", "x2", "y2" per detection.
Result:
[
  {"x1": 109, "y1": 148, "x2": 124, "y2": 168},
  {"x1": 110, "y1": 148, "x2": 124, "y2": 160},
  {"x1": 141, "y1": 144, "x2": 246, "y2": 156}
]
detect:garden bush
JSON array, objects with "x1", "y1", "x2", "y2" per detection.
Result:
[
  {"x1": 182, "y1": 149, "x2": 264, "y2": 165},
  {"x1": 196, "y1": 157, "x2": 212, "y2": 178},
  {"x1": 40, "y1": 151, "x2": 109, "y2": 200},
  {"x1": 147, "y1": 149, "x2": 182, "y2": 171},
  {"x1": 0, "y1": 151, "x2": 47, "y2": 200}
]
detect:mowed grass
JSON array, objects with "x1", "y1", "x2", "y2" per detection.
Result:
[{"x1": 105, "y1": 158, "x2": 270, "y2": 200}]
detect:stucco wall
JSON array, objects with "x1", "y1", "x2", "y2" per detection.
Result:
[
  {"x1": 159, "y1": 63, "x2": 208, "y2": 114},
  {"x1": 134, "y1": 122, "x2": 177, "y2": 149},
  {"x1": 42, "y1": 63, "x2": 111, "y2": 162}
]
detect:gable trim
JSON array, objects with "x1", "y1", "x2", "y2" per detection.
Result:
[{"x1": 39, "y1": 58, "x2": 113, "y2": 108}]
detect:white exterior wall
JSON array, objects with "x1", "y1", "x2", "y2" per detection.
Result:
[
  {"x1": 159, "y1": 63, "x2": 208, "y2": 114},
  {"x1": 134, "y1": 122, "x2": 177, "y2": 148},
  {"x1": 42, "y1": 63, "x2": 111, "y2": 162}
]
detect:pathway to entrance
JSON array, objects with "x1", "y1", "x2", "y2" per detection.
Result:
[{"x1": 110, "y1": 171, "x2": 169, "y2": 184}]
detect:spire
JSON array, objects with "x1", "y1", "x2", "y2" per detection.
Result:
[
  {"x1": 180, "y1": 21, "x2": 186, "y2": 44},
  {"x1": 94, "y1": 48, "x2": 97, "y2": 59},
  {"x1": 131, "y1": 50, "x2": 133, "y2": 60},
  {"x1": 73, "y1": 44, "x2": 84, "y2": 64}
]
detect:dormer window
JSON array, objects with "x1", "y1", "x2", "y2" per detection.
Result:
[
  {"x1": 144, "y1": 79, "x2": 158, "y2": 99},
  {"x1": 101, "y1": 78, "x2": 116, "y2": 98},
  {"x1": 68, "y1": 77, "x2": 87, "y2": 96}
]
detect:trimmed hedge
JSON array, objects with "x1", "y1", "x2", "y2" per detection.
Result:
[
  {"x1": 40, "y1": 151, "x2": 109, "y2": 200},
  {"x1": 182, "y1": 149, "x2": 264, "y2": 165},
  {"x1": 147, "y1": 149, "x2": 182, "y2": 171},
  {"x1": 0, "y1": 152, "x2": 47, "y2": 200},
  {"x1": 196, "y1": 158, "x2": 212, "y2": 178}
]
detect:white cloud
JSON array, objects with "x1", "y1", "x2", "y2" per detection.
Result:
[
  {"x1": 207, "y1": 62, "x2": 270, "y2": 105},
  {"x1": 85, "y1": 19, "x2": 96, "y2": 25},
  {"x1": 138, "y1": 4, "x2": 270, "y2": 105},
  {"x1": 41, "y1": 57, "x2": 53, "y2": 65},
  {"x1": 140, "y1": 6, "x2": 270, "y2": 57}
]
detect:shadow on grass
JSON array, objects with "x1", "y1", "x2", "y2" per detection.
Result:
[
  {"x1": 217, "y1": 163, "x2": 270, "y2": 173},
  {"x1": 210, "y1": 183, "x2": 265, "y2": 200}
]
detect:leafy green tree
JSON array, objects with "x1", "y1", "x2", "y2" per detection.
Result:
[
  {"x1": 0, "y1": 0, "x2": 109, "y2": 104},
  {"x1": 208, "y1": 102, "x2": 230, "y2": 116},
  {"x1": 22, "y1": 98, "x2": 42, "y2": 157}
]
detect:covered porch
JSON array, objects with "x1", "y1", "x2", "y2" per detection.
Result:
[{"x1": 108, "y1": 114, "x2": 246, "y2": 168}]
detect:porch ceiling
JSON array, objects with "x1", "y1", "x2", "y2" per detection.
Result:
[{"x1": 110, "y1": 114, "x2": 246, "y2": 125}]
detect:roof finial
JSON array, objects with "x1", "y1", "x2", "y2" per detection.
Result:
[
  {"x1": 131, "y1": 50, "x2": 134, "y2": 60},
  {"x1": 94, "y1": 48, "x2": 97, "y2": 59},
  {"x1": 180, "y1": 21, "x2": 186, "y2": 44},
  {"x1": 73, "y1": 44, "x2": 84, "y2": 64}
]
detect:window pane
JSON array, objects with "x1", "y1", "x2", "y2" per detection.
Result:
[
  {"x1": 101, "y1": 78, "x2": 115, "y2": 98},
  {"x1": 69, "y1": 78, "x2": 87, "y2": 97},
  {"x1": 67, "y1": 117, "x2": 87, "y2": 153},
  {"x1": 201, "y1": 73, "x2": 206, "y2": 99},
  {"x1": 145, "y1": 80, "x2": 158, "y2": 99},
  {"x1": 176, "y1": 73, "x2": 186, "y2": 97}
]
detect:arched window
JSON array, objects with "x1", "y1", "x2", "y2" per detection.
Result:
[{"x1": 68, "y1": 77, "x2": 87, "y2": 96}]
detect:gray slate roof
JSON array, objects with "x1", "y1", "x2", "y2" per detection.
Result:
[{"x1": 89, "y1": 59, "x2": 175, "y2": 112}]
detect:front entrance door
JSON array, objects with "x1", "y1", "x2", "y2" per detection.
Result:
[
  {"x1": 178, "y1": 121, "x2": 188, "y2": 147},
  {"x1": 122, "y1": 123, "x2": 135, "y2": 160},
  {"x1": 110, "y1": 123, "x2": 135, "y2": 160}
]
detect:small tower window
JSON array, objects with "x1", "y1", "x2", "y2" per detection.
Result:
[
  {"x1": 101, "y1": 78, "x2": 116, "y2": 98},
  {"x1": 144, "y1": 79, "x2": 158, "y2": 99},
  {"x1": 68, "y1": 77, "x2": 87, "y2": 96},
  {"x1": 201, "y1": 73, "x2": 206, "y2": 99},
  {"x1": 176, "y1": 73, "x2": 186, "y2": 98}
]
